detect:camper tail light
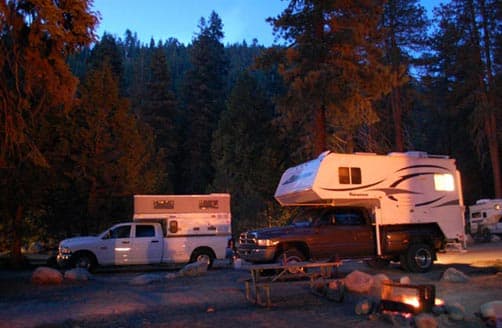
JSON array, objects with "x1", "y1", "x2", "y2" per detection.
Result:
[{"x1": 256, "y1": 239, "x2": 279, "y2": 247}]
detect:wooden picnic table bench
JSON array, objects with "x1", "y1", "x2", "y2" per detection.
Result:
[{"x1": 242, "y1": 260, "x2": 342, "y2": 307}]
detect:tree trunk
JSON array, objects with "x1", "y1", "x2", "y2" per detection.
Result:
[
  {"x1": 391, "y1": 86, "x2": 404, "y2": 151},
  {"x1": 314, "y1": 105, "x2": 326, "y2": 156},
  {"x1": 486, "y1": 112, "x2": 501, "y2": 197},
  {"x1": 10, "y1": 205, "x2": 25, "y2": 268}
]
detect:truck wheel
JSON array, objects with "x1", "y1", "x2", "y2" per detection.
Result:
[
  {"x1": 276, "y1": 248, "x2": 305, "y2": 274},
  {"x1": 73, "y1": 252, "x2": 96, "y2": 272},
  {"x1": 405, "y1": 244, "x2": 434, "y2": 273},
  {"x1": 190, "y1": 249, "x2": 214, "y2": 269}
]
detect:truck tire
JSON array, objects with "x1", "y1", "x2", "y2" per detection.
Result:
[
  {"x1": 190, "y1": 248, "x2": 214, "y2": 269},
  {"x1": 276, "y1": 248, "x2": 305, "y2": 274},
  {"x1": 405, "y1": 243, "x2": 434, "y2": 273},
  {"x1": 72, "y1": 252, "x2": 96, "y2": 272}
]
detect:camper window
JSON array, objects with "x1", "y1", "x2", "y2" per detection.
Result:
[
  {"x1": 338, "y1": 167, "x2": 362, "y2": 184},
  {"x1": 169, "y1": 220, "x2": 178, "y2": 233}
]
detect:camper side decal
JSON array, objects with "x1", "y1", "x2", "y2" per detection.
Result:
[{"x1": 321, "y1": 165, "x2": 459, "y2": 208}]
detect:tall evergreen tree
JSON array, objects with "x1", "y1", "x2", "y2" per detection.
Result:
[
  {"x1": 427, "y1": 0, "x2": 501, "y2": 199},
  {"x1": 211, "y1": 72, "x2": 284, "y2": 234},
  {"x1": 0, "y1": 0, "x2": 97, "y2": 265},
  {"x1": 180, "y1": 11, "x2": 229, "y2": 193},
  {"x1": 66, "y1": 62, "x2": 163, "y2": 233},
  {"x1": 381, "y1": 0, "x2": 429, "y2": 151},
  {"x1": 139, "y1": 45, "x2": 178, "y2": 192},
  {"x1": 265, "y1": 0, "x2": 393, "y2": 158}
]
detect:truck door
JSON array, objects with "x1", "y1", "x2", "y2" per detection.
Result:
[
  {"x1": 130, "y1": 224, "x2": 163, "y2": 264},
  {"x1": 97, "y1": 224, "x2": 132, "y2": 265},
  {"x1": 313, "y1": 208, "x2": 375, "y2": 259}
]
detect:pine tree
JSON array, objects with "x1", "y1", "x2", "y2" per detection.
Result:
[
  {"x1": 66, "y1": 62, "x2": 163, "y2": 233},
  {"x1": 426, "y1": 0, "x2": 501, "y2": 198},
  {"x1": 0, "y1": 0, "x2": 97, "y2": 266},
  {"x1": 180, "y1": 11, "x2": 229, "y2": 193},
  {"x1": 381, "y1": 0, "x2": 429, "y2": 151},
  {"x1": 265, "y1": 0, "x2": 392, "y2": 158},
  {"x1": 211, "y1": 72, "x2": 284, "y2": 233},
  {"x1": 139, "y1": 45, "x2": 179, "y2": 192}
]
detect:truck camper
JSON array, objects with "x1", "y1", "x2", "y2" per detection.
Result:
[
  {"x1": 58, "y1": 193, "x2": 232, "y2": 271},
  {"x1": 239, "y1": 151, "x2": 466, "y2": 272}
]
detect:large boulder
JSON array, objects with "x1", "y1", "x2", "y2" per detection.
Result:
[
  {"x1": 441, "y1": 267, "x2": 470, "y2": 283},
  {"x1": 178, "y1": 261, "x2": 208, "y2": 277},
  {"x1": 31, "y1": 266, "x2": 63, "y2": 285},
  {"x1": 64, "y1": 268, "x2": 92, "y2": 281},
  {"x1": 369, "y1": 273, "x2": 391, "y2": 298},
  {"x1": 344, "y1": 270, "x2": 374, "y2": 294}
]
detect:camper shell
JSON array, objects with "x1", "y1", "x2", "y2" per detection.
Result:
[{"x1": 275, "y1": 151, "x2": 466, "y2": 246}]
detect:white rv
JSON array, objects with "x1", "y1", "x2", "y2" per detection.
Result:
[
  {"x1": 469, "y1": 199, "x2": 502, "y2": 241},
  {"x1": 58, "y1": 193, "x2": 232, "y2": 270}
]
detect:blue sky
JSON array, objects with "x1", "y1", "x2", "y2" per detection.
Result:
[{"x1": 92, "y1": 0, "x2": 439, "y2": 46}]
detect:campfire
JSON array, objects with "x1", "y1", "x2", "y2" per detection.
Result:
[{"x1": 380, "y1": 282, "x2": 443, "y2": 315}]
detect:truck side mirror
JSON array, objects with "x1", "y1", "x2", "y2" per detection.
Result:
[{"x1": 169, "y1": 220, "x2": 178, "y2": 233}]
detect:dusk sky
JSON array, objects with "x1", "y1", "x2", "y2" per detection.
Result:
[{"x1": 92, "y1": 0, "x2": 439, "y2": 46}]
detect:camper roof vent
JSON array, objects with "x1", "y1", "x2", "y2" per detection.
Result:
[{"x1": 405, "y1": 151, "x2": 429, "y2": 158}]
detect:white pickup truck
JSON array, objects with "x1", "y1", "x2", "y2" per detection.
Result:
[{"x1": 57, "y1": 194, "x2": 232, "y2": 271}]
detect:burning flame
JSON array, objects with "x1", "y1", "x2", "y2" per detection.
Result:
[
  {"x1": 435, "y1": 298, "x2": 444, "y2": 306},
  {"x1": 402, "y1": 296, "x2": 420, "y2": 308}
]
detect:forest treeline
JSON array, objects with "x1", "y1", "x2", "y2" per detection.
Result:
[{"x1": 0, "y1": 0, "x2": 500, "y2": 262}]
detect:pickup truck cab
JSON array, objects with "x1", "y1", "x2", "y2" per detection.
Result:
[
  {"x1": 238, "y1": 206, "x2": 445, "y2": 272},
  {"x1": 58, "y1": 222, "x2": 218, "y2": 271}
]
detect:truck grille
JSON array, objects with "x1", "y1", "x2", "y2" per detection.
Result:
[{"x1": 239, "y1": 232, "x2": 257, "y2": 245}]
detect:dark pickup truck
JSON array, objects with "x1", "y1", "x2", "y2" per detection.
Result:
[{"x1": 238, "y1": 206, "x2": 446, "y2": 273}]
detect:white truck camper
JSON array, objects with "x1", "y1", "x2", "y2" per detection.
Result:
[
  {"x1": 133, "y1": 193, "x2": 232, "y2": 263},
  {"x1": 469, "y1": 199, "x2": 502, "y2": 241},
  {"x1": 58, "y1": 193, "x2": 232, "y2": 271},
  {"x1": 274, "y1": 151, "x2": 467, "y2": 252}
]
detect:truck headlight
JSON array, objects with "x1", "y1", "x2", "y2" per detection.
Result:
[
  {"x1": 59, "y1": 246, "x2": 72, "y2": 254},
  {"x1": 256, "y1": 239, "x2": 278, "y2": 247}
]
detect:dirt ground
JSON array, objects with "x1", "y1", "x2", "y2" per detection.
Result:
[{"x1": 0, "y1": 244, "x2": 501, "y2": 328}]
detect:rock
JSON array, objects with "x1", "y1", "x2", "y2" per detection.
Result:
[
  {"x1": 399, "y1": 276, "x2": 411, "y2": 285},
  {"x1": 491, "y1": 234, "x2": 501, "y2": 242},
  {"x1": 31, "y1": 266, "x2": 63, "y2": 285},
  {"x1": 64, "y1": 268, "x2": 92, "y2": 281},
  {"x1": 178, "y1": 261, "x2": 208, "y2": 277},
  {"x1": 479, "y1": 300, "x2": 502, "y2": 323},
  {"x1": 369, "y1": 273, "x2": 391, "y2": 298},
  {"x1": 446, "y1": 302, "x2": 465, "y2": 321},
  {"x1": 355, "y1": 298, "x2": 373, "y2": 315},
  {"x1": 414, "y1": 313, "x2": 438, "y2": 328},
  {"x1": 344, "y1": 270, "x2": 374, "y2": 294},
  {"x1": 311, "y1": 278, "x2": 327, "y2": 295},
  {"x1": 165, "y1": 272, "x2": 177, "y2": 280},
  {"x1": 326, "y1": 279, "x2": 345, "y2": 302},
  {"x1": 441, "y1": 267, "x2": 470, "y2": 283},
  {"x1": 130, "y1": 273, "x2": 162, "y2": 285}
]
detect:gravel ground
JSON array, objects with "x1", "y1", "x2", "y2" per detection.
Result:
[{"x1": 0, "y1": 245, "x2": 501, "y2": 328}]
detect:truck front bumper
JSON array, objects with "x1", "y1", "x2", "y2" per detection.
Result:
[
  {"x1": 56, "y1": 253, "x2": 72, "y2": 268},
  {"x1": 238, "y1": 246, "x2": 276, "y2": 263}
]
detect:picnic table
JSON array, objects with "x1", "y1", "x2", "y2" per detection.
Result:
[{"x1": 242, "y1": 260, "x2": 342, "y2": 307}]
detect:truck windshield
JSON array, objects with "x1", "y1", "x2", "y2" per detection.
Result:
[{"x1": 290, "y1": 208, "x2": 325, "y2": 227}]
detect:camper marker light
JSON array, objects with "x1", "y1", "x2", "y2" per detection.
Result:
[
  {"x1": 433, "y1": 173, "x2": 455, "y2": 191},
  {"x1": 256, "y1": 239, "x2": 279, "y2": 247}
]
